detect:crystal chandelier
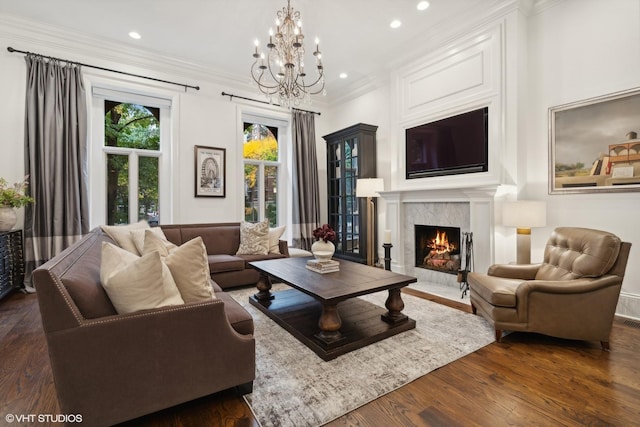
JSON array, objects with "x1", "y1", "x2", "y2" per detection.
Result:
[{"x1": 251, "y1": 0, "x2": 325, "y2": 107}]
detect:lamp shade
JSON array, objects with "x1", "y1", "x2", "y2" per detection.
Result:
[
  {"x1": 502, "y1": 201, "x2": 546, "y2": 228},
  {"x1": 356, "y1": 178, "x2": 384, "y2": 198}
]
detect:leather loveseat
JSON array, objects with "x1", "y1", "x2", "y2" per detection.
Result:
[{"x1": 32, "y1": 223, "x2": 284, "y2": 426}]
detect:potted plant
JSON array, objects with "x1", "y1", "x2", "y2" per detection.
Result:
[
  {"x1": 0, "y1": 176, "x2": 34, "y2": 231},
  {"x1": 311, "y1": 223, "x2": 336, "y2": 261}
]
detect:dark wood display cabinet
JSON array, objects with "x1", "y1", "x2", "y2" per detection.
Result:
[{"x1": 323, "y1": 123, "x2": 378, "y2": 264}]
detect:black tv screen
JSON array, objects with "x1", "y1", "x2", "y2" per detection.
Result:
[{"x1": 405, "y1": 107, "x2": 488, "y2": 179}]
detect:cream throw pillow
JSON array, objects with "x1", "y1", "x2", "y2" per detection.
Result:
[
  {"x1": 131, "y1": 227, "x2": 177, "y2": 255},
  {"x1": 236, "y1": 220, "x2": 269, "y2": 255},
  {"x1": 100, "y1": 242, "x2": 184, "y2": 314},
  {"x1": 142, "y1": 231, "x2": 215, "y2": 302},
  {"x1": 101, "y1": 220, "x2": 150, "y2": 254},
  {"x1": 268, "y1": 225, "x2": 286, "y2": 254},
  {"x1": 142, "y1": 229, "x2": 172, "y2": 257},
  {"x1": 164, "y1": 236, "x2": 215, "y2": 303}
]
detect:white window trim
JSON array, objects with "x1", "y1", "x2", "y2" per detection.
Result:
[
  {"x1": 85, "y1": 75, "x2": 179, "y2": 228},
  {"x1": 239, "y1": 106, "x2": 291, "y2": 236}
]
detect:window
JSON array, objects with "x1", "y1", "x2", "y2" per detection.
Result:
[
  {"x1": 90, "y1": 87, "x2": 172, "y2": 227},
  {"x1": 105, "y1": 101, "x2": 160, "y2": 225},
  {"x1": 243, "y1": 122, "x2": 279, "y2": 226}
]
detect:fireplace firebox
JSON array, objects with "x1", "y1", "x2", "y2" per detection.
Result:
[{"x1": 414, "y1": 225, "x2": 461, "y2": 275}]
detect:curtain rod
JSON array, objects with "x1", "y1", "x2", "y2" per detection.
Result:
[
  {"x1": 7, "y1": 47, "x2": 200, "y2": 92},
  {"x1": 221, "y1": 92, "x2": 321, "y2": 116}
]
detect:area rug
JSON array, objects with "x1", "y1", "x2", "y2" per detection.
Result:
[
  {"x1": 228, "y1": 284, "x2": 494, "y2": 427},
  {"x1": 408, "y1": 281, "x2": 471, "y2": 302}
]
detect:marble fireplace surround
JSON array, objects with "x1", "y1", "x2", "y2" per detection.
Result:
[{"x1": 380, "y1": 186, "x2": 498, "y2": 286}]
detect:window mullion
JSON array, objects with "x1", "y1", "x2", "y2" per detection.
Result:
[
  {"x1": 129, "y1": 152, "x2": 139, "y2": 223},
  {"x1": 104, "y1": 146, "x2": 161, "y2": 157},
  {"x1": 259, "y1": 163, "x2": 266, "y2": 222}
]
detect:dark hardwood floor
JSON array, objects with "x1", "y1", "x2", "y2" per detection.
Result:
[{"x1": 2, "y1": 288, "x2": 639, "y2": 426}]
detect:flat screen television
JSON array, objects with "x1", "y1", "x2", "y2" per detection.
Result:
[{"x1": 405, "y1": 107, "x2": 488, "y2": 179}]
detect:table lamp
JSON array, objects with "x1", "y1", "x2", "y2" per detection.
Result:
[
  {"x1": 356, "y1": 178, "x2": 384, "y2": 266},
  {"x1": 502, "y1": 200, "x2": 546, "y2": 264}
]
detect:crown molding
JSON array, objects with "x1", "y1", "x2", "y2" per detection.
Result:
[
  {"x1": 325, "y1": 71, "x2": 390, "y2": 107},
  {"x1": 325, "y1": 0, "x2": 526, "y2": 107},
  {"x1": 0, "y1": 13, "x2": 251, "y2": 93},
  {"x1": 0, "y1": 13, "x2": 335, "y2": 109},
  {"x1": 0, "y1": 0, "x2": 540, "y2": 107},
  {"x1": 387, "y1": 0, "x2": 520, "y2": 72},
  {"x1": 530, "y1": 0, "x2": 564, "y2": 16}
]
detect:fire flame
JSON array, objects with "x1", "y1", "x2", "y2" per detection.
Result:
[{"x1": 428, "y1": 230, "x2": 456, "y2": 254}]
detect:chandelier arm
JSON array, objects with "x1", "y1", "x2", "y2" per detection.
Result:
[
  {"x1": 253, "y1": 79, "x2": 279, "y2": 98},
  {"x1": 293, "y1": 72, "x2": 325, "y2": 93},
  {"x1": 265, "y1": 50, "x2": 286, "y2": 83},
  {"x1": 251, "y1": 60, "x2": 282, "y2": 93}
]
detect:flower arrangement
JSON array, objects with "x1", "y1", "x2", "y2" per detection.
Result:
[
  {"x1": 0, "y1": 176, "x2": 35, "y2": 208},
  {"x1": 312, "y1": 223, "x2": 336, "y2": 243}
]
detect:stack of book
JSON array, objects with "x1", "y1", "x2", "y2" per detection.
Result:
[
  {"x1": 589, "y1": 156, "x2": 612, "y2": 176},
  {"x1": 306, "y1": 259, "x2": 340, "y2": 274}
]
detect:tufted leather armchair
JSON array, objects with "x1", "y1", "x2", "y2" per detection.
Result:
[{"x1": 468, "y1": 227, "x2": 631, "y2": 350}]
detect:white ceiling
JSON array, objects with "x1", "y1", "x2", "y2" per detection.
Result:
[{"x1": 0, "y1": 0, "x2": 508, "y2": 101}]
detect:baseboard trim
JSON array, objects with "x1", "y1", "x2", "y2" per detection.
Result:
[{"x1": 616, "y1": 292, "x2": 640, "y2": 321}]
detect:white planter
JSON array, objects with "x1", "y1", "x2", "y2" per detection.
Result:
[
  {"x1": 0, "y1": 207, "x2": 17, "y2": 231},
  {"x1": 311, "y1": 240, "x2": 335, "y2": 261}
]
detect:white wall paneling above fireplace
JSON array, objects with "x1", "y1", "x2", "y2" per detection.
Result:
[
  {"x1": 390, "y1": 21, "x2": 510, "y2": 192},
  {"x1": 396, "y1": 26, "x2": 501, "y2": 121}
]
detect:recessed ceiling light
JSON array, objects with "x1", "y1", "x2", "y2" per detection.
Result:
[
  {"x1": 339, "y1": 73, "x2": 348, "y2": 79},
  {"x1": 417, "y1": 1, "x2": 430, "y2": 11},
  {"x1": 128, "y1": 31, "x2": 142, "y2": 40},
  {"x1": 390, "y1": 19, "x2": 402, "y2": 29}
]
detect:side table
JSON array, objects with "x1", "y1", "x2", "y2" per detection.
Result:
[{"x1": 0, "y1": 229, "x2": 25, "y2": 300}]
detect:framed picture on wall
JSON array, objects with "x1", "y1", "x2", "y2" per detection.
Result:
[
  {"x1": 195, "y1": 145, "x2": 226, "y2": 198},
  {"x1": 549, "y1": 87, "x2": 640, "y2": 194}
]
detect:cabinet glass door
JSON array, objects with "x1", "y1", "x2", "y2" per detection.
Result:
[{"x1": 332, "y1": 138, "x2": 360, "y2": 257}]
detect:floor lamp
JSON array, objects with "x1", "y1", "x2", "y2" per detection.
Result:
[
  {"x1": 356, "y1": 178, "x2": 384, "y2": 266},
  {"x1": 502, "y1": 200, "x2": 547, "y2": 264}
]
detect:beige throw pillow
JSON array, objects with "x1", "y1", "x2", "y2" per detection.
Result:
[
  {"x1": 131, "y1": 227, "x2": 177, "y2": 255},
  {"x1": 268, "y1": 225, "x2": 286, "y2": 254},
  {"x1": 163, "y1": 236, "x2": 216, "y2": 303},
  {"x1": 142, "y1": 229, "x2": 172, "y2": 257},
  {"x1": 236, "y1": 220, "x2": 269, "y2": 255},
  {"x1": 101, "y1": 220, "x2": 150, "y2": 254},
  {"x1": 100, "y1": 242, "x2": 184, "y2": 314}
]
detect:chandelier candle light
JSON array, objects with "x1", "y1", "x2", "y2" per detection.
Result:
[{"x1": 251, "y1": 0, "x2": 325, "y2": 107}]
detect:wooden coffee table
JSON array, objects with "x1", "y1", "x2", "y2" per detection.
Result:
[{"x1": 249, "y1": 257, "x2": 417, "y2": 361}]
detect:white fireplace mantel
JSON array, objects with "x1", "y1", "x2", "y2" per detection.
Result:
[{"x1": 380, "y1": 185, "x2": 498, "y2": 280}]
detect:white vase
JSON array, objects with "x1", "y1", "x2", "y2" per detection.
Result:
[
  {"x1": 311, "y1": 240, "x2": 335, "y2": 261},
  {"x1": 0, "y1": 207, "x2": 17, "y2": 232}
]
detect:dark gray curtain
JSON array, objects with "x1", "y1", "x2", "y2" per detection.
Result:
[
  {"x1": 23, "y1": 55, "x2": 89, "y2": 287},
  {"x1": 291, "y1": 110, "x2": 321, "y2": 250}
]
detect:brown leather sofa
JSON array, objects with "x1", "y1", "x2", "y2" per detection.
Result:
[
  {"x1": 32, "y1": 223, "x2": 284, "y2": 426},
  {"x1": 161, "y1": 222, "x2": 289, "y2": 289},
  {"x1": 468, "y1": 227, "x2": 631, "y2": 350}
]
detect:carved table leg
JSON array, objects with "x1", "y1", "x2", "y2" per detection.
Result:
[
  {"x1": 254, "y1": 273, "x2": 274, "y2": 301},
  {"x1": 314, "y1": 302, "x2": 346, "y2": 348},
  {"x1": 381, "y1": 288, "x2": 408, "y2": 324}
]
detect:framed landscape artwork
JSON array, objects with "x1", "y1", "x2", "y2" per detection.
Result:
[
  {"x1": 195, "y1": 145, "x2": 226, "y2": 197},
  {"x1": 549, "y1": 87, "x2": 640, "y2": 194}
]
